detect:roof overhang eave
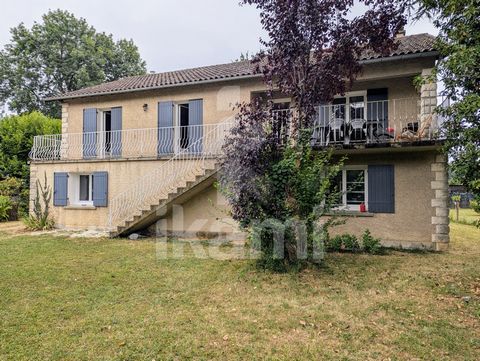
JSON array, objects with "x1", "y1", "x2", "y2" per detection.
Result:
[
  {"x1": 359, "y1": 50, "x2": 439, "y2": 65},
  {"x1": 45, "y1": 50, "x2": 440, "y2": 102},
  {"x1": 43, "y1": 73, "x2": 264, "y2": 102}
]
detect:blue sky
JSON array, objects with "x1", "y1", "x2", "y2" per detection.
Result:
[{"x1": 0, "y1": 0, "x2": 437, "y2": 73}]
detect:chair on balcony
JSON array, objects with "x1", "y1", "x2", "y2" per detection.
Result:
[
  {"x1": 329, "y1": 118, "x2": 345, "y2": 143},
  {"x1": 396, "y1": 114, "x2": 433, "y2": 141},
  {"x1": 348, "y1": 118, "x2": 367, "y2": 142},
  {"x1": 311, "y1": 115, "x2": 330, "y2": 146}
]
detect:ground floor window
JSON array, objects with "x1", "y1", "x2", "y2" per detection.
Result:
[
  {"x1": 332, "y1": 167, "x2": 368, "y2": 211},
  {"x1": 70, "y1": 173, "x2": 94, "y2": 206}
]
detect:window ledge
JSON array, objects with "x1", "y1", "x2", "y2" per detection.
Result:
[
  {"x1": 326, "y1": 211, "x2": 374, "y2": 217},
  {"x1": 65, "y1": 205, "x2": 97, "y2": 210}
]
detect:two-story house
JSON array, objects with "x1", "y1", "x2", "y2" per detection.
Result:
[{"x1": 30, "y1": 33, "x2": 450, "y2": 250}]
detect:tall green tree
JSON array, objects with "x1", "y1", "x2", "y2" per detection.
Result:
[
  {"x1": 0, "y1": 9, "x2": 147, "y2": 118},
  {"x1": 416, "y1": 0, "x2": 480, "y2": 203}
]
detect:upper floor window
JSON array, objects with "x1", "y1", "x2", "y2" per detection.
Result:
[{"x1": 324, "y1": 91, "x2": 367, "y2": 124}]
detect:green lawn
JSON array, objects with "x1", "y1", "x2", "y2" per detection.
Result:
[
  {"x1": 450, "y1": 208, "x2": 480, "y2": 226},
  {"x1": 0, "y1": 224, "x2": 479, "y2": 360}
]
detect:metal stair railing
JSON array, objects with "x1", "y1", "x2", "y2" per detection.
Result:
[{"x1": 108, "y1": 117, "x2": 234, "y2": 230}]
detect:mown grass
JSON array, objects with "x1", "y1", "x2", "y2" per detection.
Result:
[
  {"x1": 450, "y1": 208, "x2": 480, "y2": 226},
  {"x1": 0, "y1": 224, "x2": 479, "y2": 360}
]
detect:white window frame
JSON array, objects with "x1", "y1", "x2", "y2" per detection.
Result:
[
  {"x1": 332, "y1": 90, "x2": 367, "y2": 124},
  {"x1": 69, "y1": 173, "x2": 94, "y2": 207},
  {"x1": 334, "y1": 166, "x2": 368, "y2": 211}
]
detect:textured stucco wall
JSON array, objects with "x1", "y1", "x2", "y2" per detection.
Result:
[
  {"x1": 32, "y1": 159, "x2": 202, "y2": 231},
  {"x1": 330, "y1": 149, "x2": 444, "y2": 250},
  {"x1": 32, "y1": 148, "x2": 448, "y2": 250}
]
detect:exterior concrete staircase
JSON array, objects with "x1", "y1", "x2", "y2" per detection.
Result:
[
  {"x1": 109, "y1": 161, "x2": 219, "y2": 237},
  {"x1": 108, "y1": 119, "x2": 233, "y2": 238}
]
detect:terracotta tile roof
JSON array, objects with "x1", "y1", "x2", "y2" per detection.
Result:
[
  {"x1": 360, "y1": 33, "x2": 437, "y2": 61},
  {"x1": 47, "y1": 33, "x2": 437, "y2": 101}
]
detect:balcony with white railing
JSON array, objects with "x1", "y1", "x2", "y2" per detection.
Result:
[
  {"x1": 30, "y1": 96, "x2": 444, "y2": 162},
  {"x1": 30, "y1": 124, "x2": 226, "y2": 162},
  {"x1": 310, "y1": 96, "x2": 443, "y2": 147}
]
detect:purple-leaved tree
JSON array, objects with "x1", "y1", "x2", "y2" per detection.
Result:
[{"x1": 220, "y1": 0, "x2": 407, "y2": 269}]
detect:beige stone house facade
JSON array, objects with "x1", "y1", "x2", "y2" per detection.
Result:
[{"x1": 30, "y1": 33, "x2": 449, "y2": 250}]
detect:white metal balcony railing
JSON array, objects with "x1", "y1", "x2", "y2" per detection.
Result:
[
  {"x1": 311, "y1": 97, "x2": 441, "y2": 146},
  {"x1": 29, "y1": 124, "x2": 223, "y2": 162},
  {"x1": 108, "y1": 118, "x2": 234, "y2": 229},
  {"x1": 29, "y1": 97, "x2": 442, "y2": 162}
]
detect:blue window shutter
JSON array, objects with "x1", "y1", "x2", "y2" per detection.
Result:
[
  {"x1": 53, "y1": 172, "x2": 68, "y2": 207},
  {"x1": 158, "y1": 101, "x2": 174, "y2": 155},
  {"x1": 92, "y1": 172, "x2": 108, "y2": 207},
  {"x1": 367, "y1": 88, "x2": 388, "y2": 128},
  {"x1": 83, "y1": 108, "x2": 97, "y2": 159},
  {"x1": 111, "y1": 107, "x2": 122, "y2": 158},
  {"x1": 188, "y1": 99, "x2": 203, "y2": 153},
  {"x1": 368, "y1": 165, "x2": 395, "y2": 213}
]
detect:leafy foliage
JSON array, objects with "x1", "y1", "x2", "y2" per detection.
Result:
[
  {"x1": 0, "y1": 112, "x2": 59, "y2": 215},
  {"x1": 221, "y1": 1, "x2": 405, "y2": 270},
  {"x1": 244, "y1": 0, "x2": 407, "y2": 127},
  {"x1": 328, "y1": 235, "x2": 357, "y2": 252},
  {"x1": 0, "y1": 177, "x2": 27, "y2": 220},
  {"x1": 23, "y1": 172, "x2": 54, "y2": 230},
  {"x1": 326, "y1": 230, "x2": 382, "y2": 254},
  {"x1": 0, "y1": 195, "x2": 12, "y2": 221},
  {"x1": 0, "y1": 9, "x2": 147, "y2": 117},
  {"x1": 362, "y1": 229, "x2": 382, "y2": 254},
  {"x1": 221, "y1": 103, "x2": 344, "y2": 269},
  {"x1": 416, "y1": 0, "x2": 480, "y2": 210},
  {"x1": 0, "y1": 177, "x2": 23, "y2": 198},
  {"x1": 341, "y1": 234, "x2": 361, "y2": 252},
  {"x1": 0, "y1": 111, "x2": 60, "y2": 178},
  {"x1": 471, "y1": 200, "x2": 480, "y2": 214}
]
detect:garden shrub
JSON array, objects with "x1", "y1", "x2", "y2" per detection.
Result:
[
  {"x1": 327, "y1": 231, "x2": 382, "y2": 254},
  {"x1": 0, "y1": 112, "x2": 61, "y2": 216},
  {"x1": 471, "y1": 199, "x2": 480, "y2": 214},
  {"x1": 0, "y1": 177, "x2": 26, "y2": 220},
  {"x1": 341, "y1": 234, "x2": 360, "y2": 252},
  {"x1": 0, "y1": 195, "x2": 12, "y2": 221},
  {"x1": 326, "y1": 233, "x2": 360, "y2": 252},
  {"x1": 362, "y1": 229, "x2": 382, "y2": 254},
  {"x1": 328, "y1": 235, "x2": 343, "y2": 252}
]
